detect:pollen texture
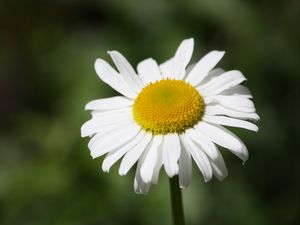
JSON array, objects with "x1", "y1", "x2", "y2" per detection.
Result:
[{"x1": 133, "y1": 79, "x2": 204, "y2": 134}]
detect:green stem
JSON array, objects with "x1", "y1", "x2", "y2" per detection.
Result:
[{"x1": 169, "y1": 176, "x2": 185, "y2": 225}]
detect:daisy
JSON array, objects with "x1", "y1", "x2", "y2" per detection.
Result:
[{"x1": 81, "y1": 38, "x2": 259, "y2": 194}]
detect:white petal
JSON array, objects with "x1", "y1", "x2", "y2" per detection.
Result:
[
  {"x1": 134, "y1": 177, "x2": 151, "y2": 195},
  {"x1": 150, "y1": 143, "x2": 163, "y2": 184},
  {"x1": 185, "y1": 63, "x2": 196, "y2": 76},
  {"x1": 180, "y1": 134, "x2": 213, "y2": 182},
  {"x1": 210, "y1": 154, "x2": 228, "y2": 181},
  {"x1": 220, "y1": 85, "x2": 252, "y2": 98},
  {"x1": 91, "y1": 107, "x2": 130, "y2": 118},
  {"x1": 169, "y1": 38, "x2": 194, "y2": 79},
  {"x1": 81, "y1": 109, "x2": 132, "y2": 137},
  {"x1": 84, "y1": 120, "x2": 131, "y2": 140},
  {"x1": 134, "y1": 178, "x2": 151, "y2": 194},
  {"x1": 94, "y1": 58, "x2": 137, "y2": 99},
  {"x1": 119, "y1": 132, "x2": 152, "y2": 175},
  {"x1": 196, "y1": 122, "x2": 248, "y2": 162},
  {"x1": 137, "y1": 58, "x2": 162, "y2": 85},
  {"x1": 159, "y1": 57, "x2": 174, "y2": 78},
  {"x1": 198, "y1": 68, "x2": 225, "y2": 86},
  {"x1": 186, "y1": 128, "x2": 228, "y2": 180},
  {"x1": 85, "y1": 96, "x2": 133, "y2": 111},
  {"x1": 162, "y1": 134, "x2": 181, "y2": 177},
  {"x1": 102, "y1": 131, "x2": 145, "y2": 172},
  {"x1": 134, "y1": 157, "x2": 151, "y2": 195},
  {"x1": 197, "y1": 70, "x2": 246, "y2": 96},
  {"x1": 186, "y1": 51, "x2": 225, "y2": 85},
  {"x1": 134, "y1": 136, "x2": 163, "y2": 194},
  {"x1": 178, "y1": 140, "x2": 192, "y2": 188},
  {"x1": 186, "y1": 128, "x2": 219, "y2": 159},
  {"x1": 140, "y1": 135, "x2": 163, "y2": 183},
  {"x1": 204, "y1": 95, "x2": 256, "y2": 113},
  {"x1": 108, "y1": 51, "x2": 143, "y2": 93},
  {"x1": 203, "y1": 115, "x2": 259, "y2": 132},
  {"x1": 205, "y1": 105, "x2": 260, "y2": 121},
  {"x1": 89, "y1": 123, "x2": 141, "y2": 158}
]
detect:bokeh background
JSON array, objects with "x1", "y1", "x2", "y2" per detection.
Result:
[{"x1": 0, "y1": 0, "x2": 299, "y2": 225}]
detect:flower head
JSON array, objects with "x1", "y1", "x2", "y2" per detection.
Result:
[{"x1": 81, "y1": 38, "x2": 259, "y2": 194}]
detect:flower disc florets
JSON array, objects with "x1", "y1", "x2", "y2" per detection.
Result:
[{"x1": 133, "y1": 79, "x2": 204, "y2": 134}]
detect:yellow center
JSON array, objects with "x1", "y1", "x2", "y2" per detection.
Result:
[{"x1": 133, "y1": 79, "x2": 205, "y2": 134}]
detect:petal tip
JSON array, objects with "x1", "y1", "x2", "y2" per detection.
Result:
[
  {"x1": 84, "y1": 103, "x2": 91, "y2": 111},
  {"x1": 118, "y1": 167, "x2": 127, "y2": 176},
  {"x1": 242, "y1": 157, "x2": 248, "y2": 165},
  {"x1": 107, "y1": 50, "x2": 119, "y2": 57},
  {"x1": 217, "y1": 175, "x2": 227, "y2": 181},
  {"x1": 94, "y1": 58, "x2": 103, "y2": 69},
  {"x1": 102, "y1": 163, "x2": 110, "y2": 173},
  {"x1": 186, "y1": 37, "x2": 194, "y2": 43},
  {"x1": 80, "y1": 126, "x2": 88, "y2": 138}
]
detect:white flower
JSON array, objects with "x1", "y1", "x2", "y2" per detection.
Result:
[{"x1": 81, "y1": 38, "x2": 259, "y2": 194}]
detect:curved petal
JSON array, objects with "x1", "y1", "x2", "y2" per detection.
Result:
[
  {"x1": 85, "y1": 120, "x2": 132, "y2": 140},
  {"x1": 204, "y1": 104, "x2": 260, "y2": 121},
  {"x1": 81, "y1": 109, "x2": 132, "y2": 137},
  {"x1": 197, "y1": 70, "x2": 246, "y2": 96},
  {"x1": 185, "y1": 63, "x2": 196, "y2": 76},
  {"x1": 172, "y1": 38, "x2": 194, "y2": 79},
  {"x1": 203, "y1": 115, "x2": 259, "y2": 132},
  {"x1": 159, "y1": 38, "x2": 194, "y2": 79},
  {"x1": 220, "y1": 85, "x2": 252, "y2": 98},
  {"x1": 185, "y1": 51, "x2": 225, "y2": 85},
  {"x1": 196, "y1": 122, "x2": 249, "y2": 162},
  {"x1": 151, "y1": 143, "x2": 163, "y2": 185},
  {"x1": 140, "y1": 135, "x2": 163, "y2": 183},
  {"x1": 198, "y1": 68, "x2": 225, "y2": 86},
  {"x1": 108, "y1": 51, "x2": 143, "y2": 93},
  {"x1": 137, "y1": 58, "x2": 162, "y2": 85},
  {"x1": 102, "y1": 131, "x2": 146, "y2": 172},
  {"x1": 186, "y1": 128, "x2": 228, "y2": 180},
  {"x1": 210, "y1": 156, "x2": 228, "y2": 181},
  {"x1": 85, "y1": 96, "x2": 133, "y2": 111},
  {"x1": 159, "y1": 57, "x2": 174, "y2": 78},
  {"x1": 186, "y1": 128, "x2": 219, "y2": 159},
  {"x1": 180, "y1": 134, "x2": 213, "y2": 182},
  {"x1": 178, "y1": 139, "x2": 192, "y2": 188},
  {"x1": 162, "y1": 134, "x2": 181, "y2": 177},
  {"x1": 89, "y1": 122, "x2": 141, "y2": 158},
  {"x1": 134, "y1": 140, "x2": 164, "y2": 193},
  {"x1": 94, "y1": 58, "x2": 137, "y2": 99},
  {"x1": 119, "y1": 132, "x2": 152, "y2": 175},
  {"x1": 204, "y1": 98, "x2": 256, "y2": 114},
  {"x1": 169, "y1": 38, "x2": 194, "y2": 79},
  {"x1": 91, "y1": 107, "x2": 130, "y2": 118},
  {"x1": 204, "y1": 95, "x2": 255, "y2": 113},
  {"x1": 134, "y1": 155, "x2": 152, "y2": 194}
]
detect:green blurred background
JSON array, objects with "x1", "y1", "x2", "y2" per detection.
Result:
[{"x1": 0, "y1": 0, "x2": 299, "y2": 225}]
